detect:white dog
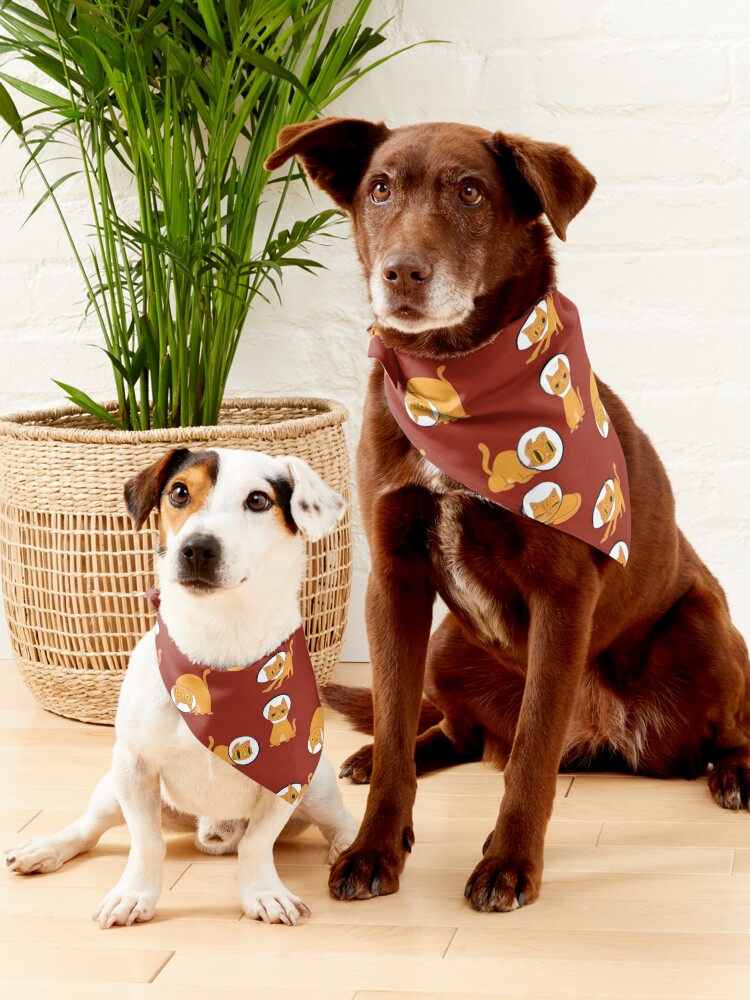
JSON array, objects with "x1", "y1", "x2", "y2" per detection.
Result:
[{"x1": 5, "y1": 447, "x2": 358, "y2": 927}]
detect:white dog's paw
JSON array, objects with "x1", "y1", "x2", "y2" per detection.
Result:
[
  {"x1": 241, "y1": 884, "x2": 311, "y2": 925},
  {"x1": 327, "y1": 817, "x2": 359, "y2": 865},
  {"x1": 195, "y1": 817, "x2": 247, "y2": 856},
  {"x1": 5, "y1": 837, "x2": 67, "y2": 875},
  {"x1": 94, "y1": 884, "x2": 158, "y2": 928}
]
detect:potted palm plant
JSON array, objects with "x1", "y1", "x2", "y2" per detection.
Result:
[{"x1": 0, "y1": 0, "x2": 412, "y2": 722}]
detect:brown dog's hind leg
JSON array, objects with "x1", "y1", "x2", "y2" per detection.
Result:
[
  {"x1": 340, "y1": 721, "x2": 484, "y2": 785},
  {"x1": 338, "y1": 615, "x2": 487, "y2": 783},
  {"x1": 709, "y1": 750, "x2": 750, "y2": 810}
]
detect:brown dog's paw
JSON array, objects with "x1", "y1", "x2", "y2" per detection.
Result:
[
  {"x1": 328, "y1": 834, "x2": 411, "y2": 900},
  {"x1": 708, "y1": 756, "x2": 750, "y2": 810},
  {"x1": 463, "y1": 853, "x2": 541, "y2": 912},
  {"x1": 338, "y1": 744, "x2": 374, "y2": 784}
]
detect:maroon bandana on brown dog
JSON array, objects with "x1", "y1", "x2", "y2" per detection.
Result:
[
  {"x1": 369, "y1": 289, "x2": 631, "y2": 564},
  {"x1": 148, "y1": 591, "x2": 324, "y2": 805}
]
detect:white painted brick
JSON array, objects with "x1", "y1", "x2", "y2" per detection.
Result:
[
  {"x1": 537, "y1": 48, "x2": 729, "y2": 110},
  {"x1": 558, "y1": 250, "x2": 749, "y2": 319},
  {"x1": 573, "y1": 181, "x2": 750, "y2": 249},
  {"x1": 529, "y1": 109, "x2": 750, "y2": 183},
  {"x1": 731, "y1": 41, "x2": 750, "y2": 99},
  {"x1": 331, "y1": 44, "x2": 486, "y2": 124},
  {"x1": 602, "y1": 0, "x2": 750, "y2": 40},
  {"x1": 395, "y1": 0, "x2": 599, "y2": 44}
]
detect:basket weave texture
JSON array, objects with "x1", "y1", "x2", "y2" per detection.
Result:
[{"x1": 0, "y1": 398, "x2": 352, "y2": 724}]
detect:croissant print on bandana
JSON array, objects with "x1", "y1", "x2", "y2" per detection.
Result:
[
  {"x1": 368, "y1": 289, "x2": 632, "y2": 564},
  {"x1": 148, "y1": 591, "x2": 324, "y2": 804}
]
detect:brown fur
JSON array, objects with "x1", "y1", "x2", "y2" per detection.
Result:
[
  {"x1": 124, "y1": 448, "x2": 219, "y2": 541},
  {"x1": 269, "y1": 118, "x2": 750, "y2": 913}
]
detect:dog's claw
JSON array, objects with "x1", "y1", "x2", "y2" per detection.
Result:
[
  {"x1": 464, "y1": 879, "x2": 474, "y2": 900},
  {"x1": 402, "y1": 828, "x2": 415, "y2": 853},
  {"x1": 371, "y1": 876, "x2": 381, "y2": 895},
  {"x1": 517, "y1": 891, "x2": 526, "y2": 907},
  {"x1": 339, "y1": 766, "x2": 353, "y2": 779}
]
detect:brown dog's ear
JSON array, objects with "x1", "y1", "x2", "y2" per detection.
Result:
[
  {"x1": 124, "y1": 448, "x2": 192, "y2": 530},
  {"x1": 264, "y1": 116, "x2": 391, "y2": 209},
  {"x1": 486, "y1": 132, "x2": 596, "y2": 241}
]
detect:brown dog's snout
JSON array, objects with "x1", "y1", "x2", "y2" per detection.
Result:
[{"x1": 381, "y1": 253, "x2": 432, "y2": 288}]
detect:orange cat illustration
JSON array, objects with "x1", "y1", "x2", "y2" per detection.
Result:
[
  {"x1": 610, "y1": 541, "x2": 629, "y2": 567},
  {"x1": 260, "y1": 640, "x2": 295, "y2": 693},
  {"x1": 277, "y1": 772, "x2": 314, "y2": 805},
  {"x1": 590, "y1": 368, "x2": 611, "y2": 437},
  {"x1": 308, "y1": 706, "x2": 325, "y2": 754},
  {"x1": 404, "y1": 366, "x2": 470, "y2": 426},
  {"x1": 207, "y1": 735, "x2": 259, "y2": 766},
  {"x1": 478, "y1": 429, "x2": 561, "y2": 493},
  {"x1": 594, "y1": 463, "x2": 627, "y2": 542},
  {"x1": 265, "y1": 695, "x2": 297, "y2": 747},
  {"x1": 517, "y1": 294, "x2": 564, "y2": 363},
  {"x1": 544, "y1": 357, "x2": 584, "y2": 432},
  {"x1": 525, "y1": 483, "x2": 582, "y2": 525},
  {"x1": 170, "y1": 669, "x2": 212, "y2": 716}
]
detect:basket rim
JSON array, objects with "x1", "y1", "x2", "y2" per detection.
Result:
[{"x1": 0, "y1": 396, "x2": 349, "y2": 444}]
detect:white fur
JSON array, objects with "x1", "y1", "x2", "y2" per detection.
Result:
[{"x1": 5, "y1": 449, "x2": 356, "y2": 926}]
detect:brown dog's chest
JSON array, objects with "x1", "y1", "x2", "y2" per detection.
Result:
[{"x1": 426, "y1": 491, "x2": 524, "y2": 651}]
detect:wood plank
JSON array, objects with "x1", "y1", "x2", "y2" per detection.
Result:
[
  {"x1": 156, "y1": 951, "x2": 750, "y2": 995},
  {"x1": 563, "y1": 775, "x2": 729, "y2": 821},
  {"x1": 0, "y1": 914, "x2": 453, "y2": 957},
  {"x1": 398, "y1": 841, "x2": 732, "y2": 875},
  {"x1": 733, "y1": 849, "x2": 750, "y2": 875},
  {"x1": 448, "y1": 927, "x2": 750, "y2": 963},
  {"x1": 600, "y1": 820, "x2": 750, "y2": 848},
  {"x1": 0, "y1": 808, "x2": 41, "y2": 843},
  {"x1": 354, "y1": 994, "x2": 723, "y2": 1000},
  {"x1": 0, "y1": 943, "x2": 172, "y2": 984},
  {"x1": 9, "y1": 989, "x2": 352, "y2": 1000},
  {"x1": 2, "y1": 854, "x2": 191, "y2": 891}
]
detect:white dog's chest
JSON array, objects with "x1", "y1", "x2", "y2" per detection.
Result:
[
  {"x1": 116, "y1": 633, "x2": 265, "y2": 820},
  {"x1": 159, "y1": 750, "x2": 262, "y2": 820}
]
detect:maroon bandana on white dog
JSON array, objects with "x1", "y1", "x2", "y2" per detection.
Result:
[
  {"x1": 148, "y1": 591, "x2": 324, "y2": 805},
  {"x1": 369, "y1": 289, "x2": 631, "y2": 565}
]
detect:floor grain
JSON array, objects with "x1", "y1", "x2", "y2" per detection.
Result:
[{"x1": 2, "y1": 659, "x2": 749, "y2": 998}]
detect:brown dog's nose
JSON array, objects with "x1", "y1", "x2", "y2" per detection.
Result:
[{"x1": 382, "y1": 254, "x2": 432, "y2": 286}]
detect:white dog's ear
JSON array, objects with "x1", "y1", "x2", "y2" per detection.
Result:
[{"x1": 281, "y1": 456, "x2": 346, "y2": 542}]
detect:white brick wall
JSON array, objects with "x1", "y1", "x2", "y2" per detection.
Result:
[{"x1": 1, "y1": 0, "x2": 748, "y2": 658}]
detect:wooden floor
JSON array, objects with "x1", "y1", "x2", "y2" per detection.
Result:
[{"x1": 2, "y1": 660, "x2": 750, "y2": 1000}]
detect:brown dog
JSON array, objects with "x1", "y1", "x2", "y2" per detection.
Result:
[{"x1": 266, "y1": 118, "x2": 750, "y2": 912}]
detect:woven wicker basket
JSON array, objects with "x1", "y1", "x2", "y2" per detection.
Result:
[{"x1": 0, "y1": 397, "x2": 352, "y2": 724}]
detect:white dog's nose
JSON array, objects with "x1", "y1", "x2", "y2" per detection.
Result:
[{"x1": 180, "y1": 534, "x2": 220, "y2": 571}]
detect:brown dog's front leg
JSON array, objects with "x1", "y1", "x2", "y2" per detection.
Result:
[
  {"x1": 464, "y1": 584, "x2": 598, "y2": 912},
  {"x1": 329, "y1": 559, "x2": 434, "y2": 900}
]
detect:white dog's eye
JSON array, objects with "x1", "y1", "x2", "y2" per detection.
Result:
[
  {"x1": 246, "y1": 491, "x2": 272, "y2": 512},
  {"x1": 169, "y1": 482, "x2": 190, "y2": 507}
]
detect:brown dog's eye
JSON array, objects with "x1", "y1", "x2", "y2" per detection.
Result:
[
  {"x1": 370, "y1": 181, "x2": 391, "y2": 204},
  {"x1": 459, "y1": 185, "x2": 483, "y2": 205},
  {"x1": 169, "y1": 482, "x2": 190, "y2": 507},
  {"x1": 246, "y1": 491, "x2": 272, "y2": 512}
]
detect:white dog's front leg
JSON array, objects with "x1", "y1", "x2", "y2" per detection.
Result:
[
  {"x1": 296, "y1": 756, "x2": 359, "y2": 864},
  {"x1": 94, "y1": 742, "x2": 165, "y2": 929},
  {"x1": 6, "y1": 770, "x2": 123, "y2": 875},
  {"x1": 238, "y1": 792, "x2": 309, "y2": 925}
]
